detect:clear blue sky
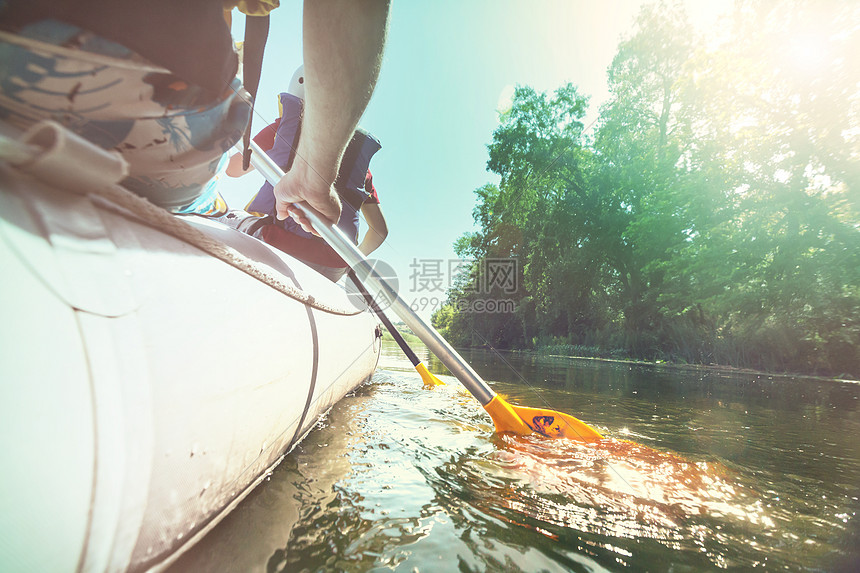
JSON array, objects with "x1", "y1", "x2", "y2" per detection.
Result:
[{"x1": 219, "y1": 1, "x2": 723, "y2": 319}]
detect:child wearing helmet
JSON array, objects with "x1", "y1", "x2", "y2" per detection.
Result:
[{"x1": 225, "y1": 66, "x2": 388, "y2": 282}]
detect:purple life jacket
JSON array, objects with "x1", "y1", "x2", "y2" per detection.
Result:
[{"x1": 247, "y1": 92, "x2": 381, "y2": 243}]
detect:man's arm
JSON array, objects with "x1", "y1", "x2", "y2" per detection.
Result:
[
  {"x1": 358, "y1": 202, "x2": 388, "y2": 255},
  {"x1": 274, "y1": 0, "x2": 390, "y2": 233}
]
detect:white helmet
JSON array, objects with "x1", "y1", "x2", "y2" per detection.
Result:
[{"x1": 287, "y1": 65, "x2": 305, "y2": 100}]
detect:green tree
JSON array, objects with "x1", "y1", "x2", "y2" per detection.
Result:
[
  {"x1": 485, "y1": 84, "x2": 597, "y2": 347},
  {"x1": 442, "y1": 0, "x2": 860, "y2": 377},
  {"x1": 593, "y1": 0, "x2": 700, "y2": 354},
  {"x1": 658, "y1": 0, "x2": 860, "y2": 374}
]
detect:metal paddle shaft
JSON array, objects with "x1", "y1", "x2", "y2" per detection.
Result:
[{"x1": 246, "y1": 141, "x2": 495, "y2": 404}]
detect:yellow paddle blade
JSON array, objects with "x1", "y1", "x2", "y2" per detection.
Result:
[
  {"x1": 415, "y1": 361, "x2": 445, "y2": 387},
  {"x1": 483, "y1": 395, "x2": 603, "y2": 442},
  {"x1": 483, "y1": 395, "x2": 533, "y2": 434}
]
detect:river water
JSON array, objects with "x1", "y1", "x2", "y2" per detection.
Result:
[{"x1": 171, "y1": 340, "x2": 860, "y2": 572}]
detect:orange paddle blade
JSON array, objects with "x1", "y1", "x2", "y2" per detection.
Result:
[{"x1": 483, "y1": 395, "x2": 603, "y2": 442}]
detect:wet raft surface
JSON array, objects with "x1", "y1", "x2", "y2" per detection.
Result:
[{"x1": 171, "y1": 341, "x2": 860, "y2": 572}]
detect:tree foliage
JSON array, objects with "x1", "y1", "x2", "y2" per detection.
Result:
[{"x1": 432, "y1": 0, "x2": 860, "y2": 378}]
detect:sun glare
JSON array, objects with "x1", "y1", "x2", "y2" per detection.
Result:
[
  {"x1": 789, "y1": 32, "x2": 830, "y2": 73},
  {"x1": 496, "y1": 84, "x2": 515, "y2": 117}
]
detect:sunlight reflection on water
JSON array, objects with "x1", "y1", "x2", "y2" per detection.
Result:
[
  {"x1": 306, "y1": 368, "x2": 782, "y2": 571},
  {"x1": 483, "y1": 433, "x2": 776, "y2": 555}
]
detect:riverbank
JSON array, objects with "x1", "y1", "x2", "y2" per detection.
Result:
[
  {"x1": 380, "y1": 326, "x2": 423, "y2": 347},
  {"x1": 514, "y1": 347, "x2": 860, "y2": 384},
  {"x1": 385, "y1": 324, "x2": 858, "y2": 383}
]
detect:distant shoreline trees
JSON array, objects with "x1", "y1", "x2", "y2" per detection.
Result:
[{"x1": 432, "y1": 0, "x2": 860, "y2": 379}]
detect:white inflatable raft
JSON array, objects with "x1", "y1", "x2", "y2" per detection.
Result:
[{"x1": 0, "y1": 122, "x2": 381, "y2": 572}]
